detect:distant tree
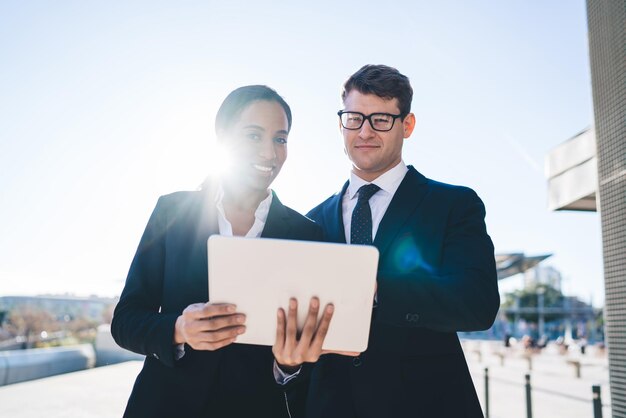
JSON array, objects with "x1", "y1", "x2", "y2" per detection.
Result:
[
  {"x1": 5, "y1": 306, "x2": 60, "y2": 348},
  {"x1": 101, "y1": 302, "x2": 116, "y2": 324},
  {"x1": 502, "y1": 283, "x2": 565, "y2": 322}
]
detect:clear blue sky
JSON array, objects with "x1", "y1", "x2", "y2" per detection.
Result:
[{"x1": 0, "y1": 1, "x2": 603, "y2": 305}]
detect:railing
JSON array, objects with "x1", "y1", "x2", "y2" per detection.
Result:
[
  {"x1": 0, "y1": 344, "x2": 95, "y2": 386},
  {"x1": 482, "y1": 367, "x2": 605, "y2": 418}
]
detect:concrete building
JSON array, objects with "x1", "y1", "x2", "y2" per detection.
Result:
[
  {"x1": 587, "y1": 0, "x2": 626, "y2": 414},
  {"x1": 524, "y1": 265, "x2": 563, "y2": 291},
  {"x1": 495, "y1": 253, "x2": 552, "y2": 281},
  {"x1": 546, "y1": 128, "x2": 597, "y2": 212},
  {"x1": 546, "y1": 1, "x2": 626, "y2": 414}
]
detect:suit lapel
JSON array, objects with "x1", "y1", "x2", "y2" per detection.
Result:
[
  {"x1": 194, "y1": 186, "x2": 219, "y2": 299},
  {"x1": 327, "y1": 181, "x2": 349, "y2": 244},
  {"x1": 373, "y1": 166, "x2": 429, "y2": 258},
  {"x1": 195, "y1": 182, "x2": 220, "y2": 245},
  {"x1": 261, "y1": 191, "x2": 292, "y2": 239}
]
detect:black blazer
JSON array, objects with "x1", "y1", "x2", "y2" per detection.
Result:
[
  {"x1": 301, "y1": 166, "x2": 499, "y2": 418},
  {"x1": 111, "y1": 187, "x2": 322, "y2": 418}
]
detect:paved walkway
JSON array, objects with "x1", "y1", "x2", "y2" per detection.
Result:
[
  {"x1": 463, "y1": 340, "x2": 611, "y2": 418},
  {"x1": 0, "y1": 340, "x2": 612, "y2": 417},
  {"x1": 0, "y1": 361, "x2": 142, "y2": 418}
]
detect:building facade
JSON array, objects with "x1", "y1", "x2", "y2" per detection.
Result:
[{"x1": 586, "y1": 0, "x2": 626, "y2": 415}]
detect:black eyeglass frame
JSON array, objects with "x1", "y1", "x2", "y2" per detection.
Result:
[{"x1": 337, "y1": 110, "x2": 404, "y2": 132}]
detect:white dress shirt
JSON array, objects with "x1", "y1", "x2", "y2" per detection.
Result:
[
  {"x1": 215, "y1": 185, "x2": 273, "y2": 239},
  {"x1": 342, "y1": 161, "x2": 409, "y2": 243}
]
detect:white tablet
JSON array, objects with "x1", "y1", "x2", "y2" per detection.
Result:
[{"x1": 207, "y1": 235, "x2": 379, "y2": 352}]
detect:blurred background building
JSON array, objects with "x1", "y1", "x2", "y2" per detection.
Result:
[
  {"x1": 545, "y1": 0, "x2": 626, "y2": 413},
  {"x1": 586, "y1": 0, "x2": 626, "y2": 414}
]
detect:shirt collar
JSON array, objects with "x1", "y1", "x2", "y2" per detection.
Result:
[{"x1": 347, "y1": 160, "x2": 408, "y2": 200}]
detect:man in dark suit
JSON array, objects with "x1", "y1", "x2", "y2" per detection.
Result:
[{"x1": 303, "y1": 65, "x2": 500, "y2": 417}]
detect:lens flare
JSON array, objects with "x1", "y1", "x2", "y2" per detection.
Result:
[
  {"x1": 207, "y1": 141, "x2": 233, "y2": 180},
  {"x1": 390, "y1": 235, "x2": 434, "y2": 274}
]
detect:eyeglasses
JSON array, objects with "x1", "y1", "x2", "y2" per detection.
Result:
[{"x1": 337, "y1": 111, "x2": 403, "y2": 132}]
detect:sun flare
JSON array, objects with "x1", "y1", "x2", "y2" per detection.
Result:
[{"x1": 206, "y1": 141, "x2": 234, "y2": 180}]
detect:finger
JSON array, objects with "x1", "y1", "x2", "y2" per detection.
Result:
[
  {"x1": 311, "y1": 303, "x2": 334, "y2": 350},
  {"x1": 274, "y1": 308, "x2": 286, "y2": 352},
  {"x1": 184, "y1": 303, "x2": 236, "y2": 320},
  {"x1": 200, "y1": 325, "x2": 246, "y2": 343},
  {"x1": 202, "y1": 303, "x2": 237, "y2": 318},
  {"x1": 322, "y1": 350, "x2": 360, "y2": 357},
  {"x1": 182, "y1": 303, "x2": 206, "y2": 315},
  {"x1": 200, "y1": 314, "x2": 246, "y2": 332},
  {"x1": 298, "y1": 297, "x2": 320, "y2": 344},
  {"x1": 284, "y1": 298, "x2": 298, "y2": 352},
  {"x1": 193, "y1": 336, "x2": 238, "y2": 351}
]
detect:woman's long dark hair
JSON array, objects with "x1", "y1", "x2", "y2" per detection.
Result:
[{"x1": 215, "y1": 85, "x2": 292, "y2": 135}]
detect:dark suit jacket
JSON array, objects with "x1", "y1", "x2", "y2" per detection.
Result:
[
  {"x1": 111, "y1": 187, "x2": 322, "y2": 418},
  {"x1": 302, "y1": 166, "x2": 499, "y2": 418}
]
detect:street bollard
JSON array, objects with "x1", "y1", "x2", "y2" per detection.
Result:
[
  {"x1": 495, "y1": 352, "x2": 505, "y2": 366},
  {"x1": 525, "y1": 373, "x2": 533, "y2": 418},
  {"x1": 484, "y1": 367, "x2": 489, "y2": 418},
  {"x1": 592, "y1": 385, "x2": 603, "y2": 418},
  {"x1": 567, "y1": 359, "x2": 581, "y2": 378},
  {"x1": 524, "y1": 353, "x2": 533, "y2": 371}
]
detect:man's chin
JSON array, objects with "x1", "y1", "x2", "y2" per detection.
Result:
[{"x1": 352, "y1": 162, "x2": 378, "y2": 174}]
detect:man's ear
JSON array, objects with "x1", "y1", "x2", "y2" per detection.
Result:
[{"x1": 402, "y1": 113, "x2": 416, "y2": 138}]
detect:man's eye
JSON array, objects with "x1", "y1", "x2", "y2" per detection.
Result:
[
  {"x1": 274, "y1": 137, "x2": 287, "y2": 144},
  {"x1": 373, "y1": 115, "x2": 391, "y2": 123},
  {"x1": 349, "y1": 116, "x2": 363, "y2": 122},
  {"x1": 246, "y1": 133, "x2": 261, "y2": 141}
]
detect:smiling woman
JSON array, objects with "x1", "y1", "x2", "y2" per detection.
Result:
[
  {"x1": 217, "y1": 101, "x2": 288, "y2": 194},
  {"x1": 111, "y1": 85, "x2": 329, "y2": 418}
]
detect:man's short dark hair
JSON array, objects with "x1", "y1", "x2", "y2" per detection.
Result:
[{"x1": 342, "y1": 65, "x2": 413, "y2": 118}]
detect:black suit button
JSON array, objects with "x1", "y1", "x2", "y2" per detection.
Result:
[
  {"x1": 353, "y1": 356, "x2": 362, "y2": 367},
  {"x1": 405, "y1": 313, "x2": 420, "y2": 323}
]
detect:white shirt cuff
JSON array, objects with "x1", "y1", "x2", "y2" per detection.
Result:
[
  {"x1": 174, "y1": 343, "x2": 185, "y2": 361},
  {"x1": 273, "y1": 360, "x2": 301, "y2": 385}
]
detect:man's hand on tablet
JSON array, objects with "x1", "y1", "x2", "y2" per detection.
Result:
[{"x1": 273, "y1": 297, "x2": 359, "y2": 373}]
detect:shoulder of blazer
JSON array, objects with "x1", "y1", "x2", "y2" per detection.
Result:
[
  {"x1": 156, "y1": 191, "x2": 204, "y2": 214},
  {"x1": 424, "y1": 179, "x2": 481, "y2": 207},
  {"x1": 158, "y1": 190, "x2": 204, "y2": 206},
  {"x1": 307, "y1": 181, "x2": 349, "y2": 221},
  {"x1": 407, "y1": 165, "x2": 480, "y2": 205},
  {"x1": 268, "y1": 191, "x2": 322, "y2": 239},
  {"x1": 152, "y1": 190, "x2": 213, "y2": 229}
]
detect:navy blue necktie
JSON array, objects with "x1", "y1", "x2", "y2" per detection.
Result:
[{"x1": 350, "y1": 184, "x2": 381, "y2": 245}]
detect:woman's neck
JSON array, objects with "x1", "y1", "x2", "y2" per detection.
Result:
[
  {"x1": 221, "y1": 180, "x2": 269, "y2": 211},
  {"x1": 220, "y1": 180, "x2": 269, "y2": 236}
]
